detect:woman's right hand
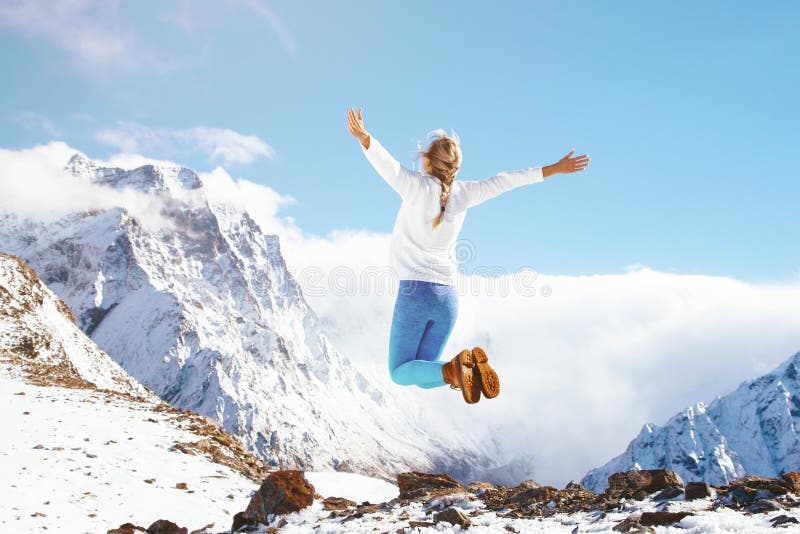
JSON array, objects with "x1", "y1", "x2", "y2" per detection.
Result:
[{"x1": 347, "y1": 107, "x2": 370, "y2": 149}]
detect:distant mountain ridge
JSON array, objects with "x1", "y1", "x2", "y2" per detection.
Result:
[
  {"x1": 582, "y1": 351, "x2": 800, "y2": 492},
  {"x1": 0, "y1": 152, "x2": 508, "y2": 483}
]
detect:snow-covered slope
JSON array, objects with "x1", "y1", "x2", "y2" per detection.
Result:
[
  {"x1": 0, "y1": 153, "x2": 503, "y2": 483},
  {"x1": 0, "y1": 252, "x2": 150, "y2": 397},
  {"x1": 582, "y1": 351, "x2": 800, "y2": 492}
]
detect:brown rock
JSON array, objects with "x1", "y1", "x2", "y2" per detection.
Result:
[
  {"x1": 685, "y1": 481, "x2": 711, "y2": 500},
  {"x1": 612, "y1": 515, "x2": 645, "y2": 533},
  {"x1": 236, "y1": 470, "x2": 315, "y2": 528},
  {"x1": 230, "y1": 512, "x2": 258, "y2": 533},
  {"x1": 508, "y1": 485, "x2": 561, "y2": 506},
  {"x1": 145, "y1": 519, "x2": 188, "y2": 534},
  {"x1": 639, "y1": 511, "x2": 692, "y2": 526},
  {"x1": 408, "y1": 520, "x2": 435, "y2": 528},
  {"x1": 175, "y1": 482, "x2": 188, "y2": 490},
  {"x1": 322, "y1": 496, "x2": 357, "y2": 510},
  {"x1": 746, "y1": 499, "x2": 782, "y2": 513},
  {"x1": 606, "y1": 469, "x2": 684, "y2": 498},
  {"x1": 771, "y1": 514, "x2": 800, "y2": 528},
  {"x1": 728, "y1": 475, "x2": 789, "y2": 495},
  {"x1": 781, "y1": 472, "x2": 800, "y2": 494},
  {"x1": 433, "y1": 506, "x2": 472, "y2": 528},
  {"x1": 397, "y1": 471, "x2": 463, "y2": 497}
]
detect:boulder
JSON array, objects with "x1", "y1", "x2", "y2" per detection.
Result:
[
  {"x1": 433, "y1": 507, "x2": 471, "y2": 528},
  {"x1": 685, "y1": 481, "x2": 711, "y2": 500},
  {"x1": 781, "y1": 472, "x2": 800, "y2": 494},
  {"x1": 639, "y1": 511, "x2": 692, "y2": 526},
  {"x1": 145, "y1": 520, "x2": 188, "y2": 534},
  {"x1": 235, "y1": 470, "x2": 315, "y2": 529},
  {"x1": 396, "y1": 471, "x2": 463, "y2": 497},
  {"x1": 746, "y1": 499, "x2": 782, "y2": 514},
  {"x1": 322, "y1": 496, "x2": 357, "y2": 510},
  {"x1": 770, "y1": 514, "x2": 800, "y2": 528},
  {"x1": 606, "y1": 470, "x2": 684, "y2": 499}
]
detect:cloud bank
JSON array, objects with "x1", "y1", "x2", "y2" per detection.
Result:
[
  {"x1": 95, "y1": 121, "x2": 275, "y2": 166},
  {"x1": 2, "y1": 141, "x2": 799, "y2": 488}
]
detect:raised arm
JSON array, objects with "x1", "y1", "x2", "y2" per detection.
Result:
[
  {"x1": 460, "y1": 167, "x2": 544, "y2": 208},
  {"x1": 461, "y1": 148, "x2": 590, "y2": 208},
  {"x1": 347, "y1": 107, "x2": 421, "y2": 199}
]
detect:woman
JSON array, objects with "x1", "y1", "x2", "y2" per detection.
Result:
[{"x1": 347, "y1": 107, "x2": 589, "y2": 404}]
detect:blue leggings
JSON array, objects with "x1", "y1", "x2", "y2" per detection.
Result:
[{"x1": 388, "y1": 279, "x2": 458, "y2": 389}]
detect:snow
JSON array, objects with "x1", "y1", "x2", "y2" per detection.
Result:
[
  {"x1": 0, "y1": 374, "x2": 258, "y2": 533},
  {"x1": 3, "y1": 372, "x2": 800, "y2": 533},
  {"x1": 304, "y1": 471, "x2": 398, "y2": 503}
]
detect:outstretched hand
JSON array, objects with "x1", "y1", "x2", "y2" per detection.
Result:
[
  {"x1": 347, "y1": 107, "x2": 370, "y2": 149},
  {"x1": 543, "y1": 149, "x2": 590, "y2": 178}
]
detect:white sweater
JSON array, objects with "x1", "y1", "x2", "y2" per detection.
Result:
[{"x1": 361, "y1": 135, "x2": 544, "y2": 286}]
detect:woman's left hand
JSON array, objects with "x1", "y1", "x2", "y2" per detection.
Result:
[{"x1": 543, "y1": 149, "x2": 590, "y2": 178}]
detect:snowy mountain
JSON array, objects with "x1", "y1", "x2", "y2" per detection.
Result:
[
  {"x1": 582, "y1": 351, "x2": 800, "y2": 492},
  {"x1": 0, "y1": 153, "x2": 504, "y2": 483}
]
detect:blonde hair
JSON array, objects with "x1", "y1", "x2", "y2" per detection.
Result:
[{"x1": 415, "y1": 129, "x2": 462, "y2": 229}]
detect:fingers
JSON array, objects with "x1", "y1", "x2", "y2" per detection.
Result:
[{"x1": 563, "y1": 149, "x2": 575, "y2": 159}]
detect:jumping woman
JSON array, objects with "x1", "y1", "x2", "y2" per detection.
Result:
[{"x1": 347, "y1": 107, "x2": 589, "y2": 405}]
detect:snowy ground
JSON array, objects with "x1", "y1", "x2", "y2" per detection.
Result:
[
  {"x1": 255, "y1": 491, "x2": 800, "y2": 534},
  {"x1": 3, "y1": 371, "x2": 800, "y2": 533}
]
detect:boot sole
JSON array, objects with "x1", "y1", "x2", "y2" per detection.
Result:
[
  {"x1": 457, "y1": 349, "x2": 481, "y2": 404},
  {"x1": 472, "y1": 346, "x2": 500, "y2": 399}
]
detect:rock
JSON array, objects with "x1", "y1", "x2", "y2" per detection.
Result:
[
  {"x1": 408, "y1": 520, "x2": 435, "y2": 528},
  {"x1": 188, "y1": 524, "x2": 214, "y2": 534},
  {"x1": 746, "y1": 499, "x2": 782, "y2": 513},
  {"x1": 508, "y1": 485, "x2": 560, "y2": 506},
  {"x1": 563, "y1": 481, "x2": 589, "y2": 492},
  {"x1": 728, "y1": 475, "x2": 789, "y2": 496},
  {"x1": 612, "y1": 516, "x2": 645, "y2": 533},
  {"x1": 230, "y1": 512, "x2": 259, "y2": 533},
  {"x1": 606, "y1": 470, "x2": 684, "y2": 499},
  {"x1": 653, "y1": 486, "x2": 683, "y2": 500},
  {"x1": 770, "y1": 514, "x2": 800, "y2": 528},
  {"x1": 639, "y1": 511, "x2": 692, "y2": 527},
  {"x1": 175, "y1": 482, "x2": 188, "y2": 490},
  {"x1": 108, "y1": 525, "x2": 146, "y2": 534},
  {"x1": 145, "y1": 520, "x2": 188, "y2": 534},
  {"x1": 322, "y1": 496, "x2": 356, "y2": 510},
  {"x1": 397, "y1": 471, "x2": 463, "y2": 497},
  {"x1": 685, "y1": 481, "x2": 711, "y2": 500},
  {"x1": 433, "y1": 507, "x2": 471, "y2": 528},
  {"x1": 235, "y1": 470, "x2": 315, "y2": 528},
  {"x1": 781, "y1": 472, "x2": 800, "y2": 494}
]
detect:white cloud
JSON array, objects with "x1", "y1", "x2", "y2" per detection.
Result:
[
  {"x1": 0, "y1": 0, "x2": 132, "y2": 66},
  {"x1": 95, "y1": 121, "x2": 275, "y2": 166},
  {"x1": 10, "y1": 111, "x2": 62, "y2": 138},
  {"x1": 0, "y1": 142, "x2": 178, "y2": 230}
]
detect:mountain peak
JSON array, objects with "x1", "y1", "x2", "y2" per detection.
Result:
[{"x1": 65, "y1": 153, "x2": 202, "y2": 194}]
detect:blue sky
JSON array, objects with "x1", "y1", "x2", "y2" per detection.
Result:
[{"x1": 1, "y1": 0, "x2": 798, "y2": 282}]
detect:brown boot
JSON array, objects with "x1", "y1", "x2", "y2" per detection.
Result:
[
  {"x1": 441, "y1": 349, "x2": 480, "y2": 404},
  {"x1": 471, "y1": 346, "x2": 500, "y2": 399}
]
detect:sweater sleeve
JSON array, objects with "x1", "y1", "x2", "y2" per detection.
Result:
[
  {"x1": 361, "y1": 135, "x2": 422, "y2": 199},
  {"x1": 459, "y1": 166, "x2": 544, "y2": 208}
]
